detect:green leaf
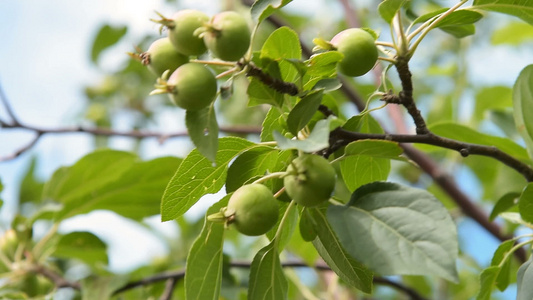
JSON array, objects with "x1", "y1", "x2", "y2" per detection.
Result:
[
  {"x1": 90, "y1": 24, "x2": 127, "y2": 64},
  {"x1": 343, "y1": 140, "x2": 404, "y2": 159},
  {"x1": 260, "y1": 27, "x2": 301, "y2": 82},
  {"x1": 312, "y1": 78, "x2": 342, "y2": 92},
  {"x1": 19, "y1": 157, "x2": 44, "y2": 204},
  {"x1": 81, "y1": 275, "x2": 129, "y2": 300},
  {"x1": 517, "y1": 255, "x2": 533, "y2": 300},
  {"x1": 436, "y1": 10, "x2": 484, "y2": 27},
  {"x1": 429, "y1": 122, "x2": 530, "y2": 161},
  {"x1": 186, "y1": 105, "x2": 219, "y2": 162},
  {"x1": 161, "y1": 137, "x2": 256, "y2": 221},
  {"x1": 51, "y1": 155, "x2": 181, "y2": 221},
  {"x1": 379, "y1": 0, "x2": 408, "y2": 23},
  {"x1": 328, "y1": 182, "x2": 459, "y2": 282},
  {"x1": 247, "y1": 77, "x2": 285, "y2": 107},
  {"x1": 266, "y1": 202, "x2": 298, "y2": 249},
  {"x1": 309, "y1": 207, "x2": 373, "y2": 292},
  {"x1": 474, "y1": 86, "x2": 513, "y2": 124},
  {"x1": 491, "y1": 22, "x2": 533, "y2": 45},
  {"x1": 287, "y1": 90, "x2": 323, "y2": 135},
  {"x1": 473, "y1": 0, "x2": 533, "y2": 25},
  {"x1": 413, "y1": 9, "x2": 484, "y2": 26},
  {"x1": 306, "y1": 52, "x2": 344, "y2": 78},
  {"x1": 251, "y1": 0, "x2": 294, "y2": 23},
  {"x1": 490, "y1": 192, "x2": 520, "y2": 220},
  {"x1": 477, "y1": 266, "x2": 500, "y2": 300},
  {"x1": 339, "y1": 156, "x2": 390, "y2": 192},
  {"x1": 225, "y1": 146, "x2": 279, "y2": 192},
  {"x1": 261, "y1": 107, "x2": 288, "y2": 142},
  {"x1": 274, "y1": 117, "x2": 332, "y2": 152},
  {"x1": 490, "y1": 239, "x2": 515, "y2": 291},
  {"x1": 343, "y1": 114, "x2": 384, "y2": 134},
  {"x1": 500, "y1": 212, "x2": 529, "y2": 225},
  {"x1": 261, "y1": 27, "x2": 301, "y2": 61},
  {"x1": 413, "y1": 9, "x2": 483, "y2": 38},
  {"x1": 513, "y1": 65, "x2": 533, "y2": 159},
  {"x1": 519, "y1": 183, "x2": 533, "y2": 223},
  {"x1": 43, "y1": 150, "x2": 137, "y2": 204},
  {"x1": 248, "y1": 240, "x2": 288, "y2": 300},
  {"x1": 185, "y1": 195, "x2": 228, "y2": 300},
  {"x1": 53, "y1": 232, "x2": 108, "y2": 266},
  {"x1": 488, "y1": 110, "x2": 519, "y2": 139},
  {"x1": 335, "y1": 140, "x2": 403, "y2": 191},
  {"x1": 440, "y1": 24, "x2": 476, "y2": 38},
  {"x1": 299, "y1": 209, "x2": 317, "y2": 242}
]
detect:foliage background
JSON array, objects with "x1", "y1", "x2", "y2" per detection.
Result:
[{"x1": 0, "y1": 0, "x2": 532, "y2": 299}]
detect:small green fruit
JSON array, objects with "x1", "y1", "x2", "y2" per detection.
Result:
[
  {"x1": 166, "y1": 63, "x2": 217, "y2": 110},
  {"x1": 330, "y1": 28, "x2": 378, "y2": 77},
  {"x1": 203, "y1": 11, "x2": 251, "y2": 61},
  {"x1": 227, "y1": 184, "x2": 279, "y2": 236},
  {"x1": 141, "y1": 38, "x2": 189, "y2": 76},
  {"x1": 168, "y1": 9, "x2": 209, "y2": 56},
  {"x1": 284, "y1": 154, "x2": 336, "y2": 207}
]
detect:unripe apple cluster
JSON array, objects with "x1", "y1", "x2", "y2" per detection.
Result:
[
  {"x1": 133, "y1": 9, "x2": 252, "y2": 111},
  {"x1": 208, "y1": 154, "x2": 336, "y2": 237}
]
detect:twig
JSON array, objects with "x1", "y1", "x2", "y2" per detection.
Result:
[
  {"x1": 0, "y1": 133, "x2": 42, "y2": 162},
  {"x1": 32, "y1": 264, "x2": 81, "y2": 290},
  {"x1": 331, "y1": 128, "x2": 533, "y2": 182},
  {"x1": 0, "y1": 122, "x2": 261, "y2": 162},
  {"x1": 242, "y1": 62, "x2": 300, "y2": 96},
  {"x1": 114, "y1": 260, "x2": 428, "y2": 300},
  {"x1": 374, "y1": 277, "x2": 428, "y2": 300},
  {"x1": 159, "y1": 278, "x2": 178, "y2": 300},
  {"x1": 393, "y1": 57, "x2": 429, "y2": 134}
]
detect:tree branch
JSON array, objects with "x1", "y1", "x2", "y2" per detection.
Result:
[
  {"x1": 332, "y1": 128, "x2": 533, "y2": 181},
  {"x1": 113, "y1": 260, "x2": 428, "y2": 300},
  {"x1": 393, "y1": 57, "x2": 429, "y2": 134},
  {"x1": 32, "y1": 264, "x2": 81, "y2": 290},
  {"x1": 159, "y1": 278, "x2": 178, "y2": 300},
  {"x1": 0, "y1": 122, "x2": 261, "y2": 162},
  {"x1": 0, "y1": 133, "x2": 42, "y2": 162},
  {"x1": 242, "y1": 62, "x2": 300, "y2": 96}
]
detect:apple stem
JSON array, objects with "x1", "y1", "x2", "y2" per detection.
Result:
[{"x1": 252, "y1": 172, "x2": 288, "y2": 185}]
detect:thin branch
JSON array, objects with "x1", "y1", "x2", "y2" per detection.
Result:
[
  {"x1": 159, "y1": 278, "x2": 178, "y2": 300},
  {"x1": 0, "y1": 133, "x2": 42, "y2": 162},
  {"x1": 114, "y1": 260, "x2": 428, "y2": 300},
  {"x1": 32, "y1": 264, "x2": 81, "y2": 290},
  {"x1": 0, "y1": 122, "x2": 261, "y2": 162},
  {"x1": 332, "y1": 128, "x2": 533, "y2": 182},
  {"x1": 394, "y1": 57, "x2": 429, "y2": 134},
  {"x1": 373, "y1": 277, "x2": 428, "y2": 300},
  {"x1": 242, "y1": 62, "x2": 300, "y2": 96}
]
